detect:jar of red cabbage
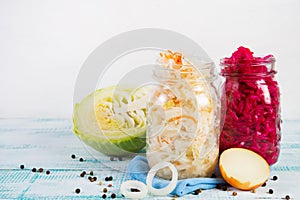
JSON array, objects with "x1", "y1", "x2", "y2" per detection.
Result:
[{"x1": 219, "y1": 46, "x2": 281, "y2": 165}]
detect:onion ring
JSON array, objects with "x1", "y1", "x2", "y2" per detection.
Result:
[
  {"x1": 120, "y1": 180, "x2": 148, "y2": 199},
  {"x1": 146, "y1": 161, "x2": 178, "y2": 196}
]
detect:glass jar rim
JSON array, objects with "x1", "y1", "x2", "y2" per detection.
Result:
[
  {"x1": 153, "y1": 62, "x2": 218, "y2": 81},
  {"x1": 219, "y1": 55, "x2": 276, "y2": 77},
  {"x1": 157, "y1": 61, "x2": 215, "y2": 70},
  {"x1": 220, "y1": 55, "x2": 276, "y2": 66},
  {"x1": 220, "y1": 70, "x2": 277, "y2": 77}
]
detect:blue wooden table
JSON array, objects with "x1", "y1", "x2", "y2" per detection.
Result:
[{"x1": 0, "y1": 119, "x2": 299, "y2": 199}]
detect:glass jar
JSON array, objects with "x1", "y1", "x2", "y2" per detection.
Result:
[
  {"x1": 219, "y1": 55, "x2": 281, "y2": 165},
  {"x1": 146, "y1": 61, "x2": 221, "y2": 179}
]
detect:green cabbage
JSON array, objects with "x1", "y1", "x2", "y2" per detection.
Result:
[{"x1": 73, "y1": 86, "x2": 148, "y2": 156}]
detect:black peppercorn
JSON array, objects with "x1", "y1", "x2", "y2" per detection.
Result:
[
  {"x1": 262, "y1": 182, "x2": 267, "y2": 187},
  {"x1": 102, "y1": 194, "x2": 107, "y2": 199},
  {"x1": 285, "y1": 195, "x2": 290, "y2": 199},
  {"x1": 38, "y1": 168, "x2": 43, "y2": 173},
  {"x1": 93, "y1": 177, "x2": 97, "y2": 181},
  {"x1": 103, "y1": 188, "x2": 107, "y2": 193},
  {"x1": 89, "y1": 171, "x2": 94, "y2": 176},
  {"x1": 111, "y1": 193, "x2": 116, "y2": 198},
  {"x1": 222, "y1": 185, "x2": 228, "y2": 191},
  {"x1": 20, "y1": 165, "x2": 25, "y2": 169},
  {"x1": 192, "y1": 189, "x2": 202, "y2": 195},
  {"x1": 108, "y1": 176, "x2": 113, "y2": 181},
  {"x1": 71, "y1": 154, "x2": 76, "y2": 159},
  {"x1": 79, "y1": 158, "x2": 84, "y2": 162},
  {"x1": 32, "y1": 168, "x2": 37, "y2": 172},
  {"x1": 233, "y1": 192, "x2": 237, "y2": 196},
  {"x1": 46, "y1": 170, "x2": 50, "y2": 175},
  {"x1": 75, "y1": 188, "x2": 80, "y2": 194},
  {"x1": 269, "y1": 189, "x2": 274, "y2": 194},
  {"x1": 272, "y1": 175, "x2": 278, "y2": 181},
  {"x1": 105, "y1": 177, "x2": 109, "y2": 181}
]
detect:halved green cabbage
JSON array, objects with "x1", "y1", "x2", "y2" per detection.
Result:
[{"x1": 73, "y1": 86, "x2": 148, "y2": 156}]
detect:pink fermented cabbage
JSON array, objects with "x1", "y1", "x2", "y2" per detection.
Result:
[{"x1": 220, "y1": 46, "x2": 281, "y2": 165}]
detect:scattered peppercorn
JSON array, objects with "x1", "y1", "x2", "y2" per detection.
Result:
[
  {"x1": 20, "y1": 165, "x2": 25, "y2": 169},
  {"x1": 80, "y1": 172, "x2": 85, "y2": 177},
  {"x1": 269, "y1": 189, "x2": 274, "y2": 194},
  {"x1": 93, "y1": 177, "x2": 97, "y2": 181},
  {"x1": 262, "y1": 182, "x2": 267, "y2": 187},
  {"x1": 71, "y1": 154, "x2": 76, "y2": 159},
  {"x1": 103, "y1": 188, "x2": 107, "y2": 193},
  {"x1": 111, "y1": 193, "x2": 116, "y2": 198},
  {"x1": 108, "y1": 183, "x2": 112, "y2": 187},
  {"x1": 272, "y1": 175, "x2": 278, "y2": 181},
  {"x1": 75, "y1": 188, "x2": 80, "y2": 194},
  {"x1": 32, "y1": 168, "x2": 37, "y2": 172},
  {"x1": 222, "y1": 185, "x2": 228, "y2": 191},
  {"x1": 192, "y1": 189, "x2": 202, "y2": 195},
  {"x1": 38, "y1": 168, "x2": 43, "y2": 173},
  {"x1": 102, "y1": 194, "x2": 107, "y2": 199},
  {"x1": 46, "y1": 170, "x2": 50, "y2": 175},
  {"x1": 285, "y1": 195, "x2": 290, "y2": 199},
  {"x1": 108, "y1": 176, "x2": 113, "y2": 181},
  {"x1": 79, "y1": 158, "x2": 84, "y2": 162},
  {"x1": 89, "y1": 171, "x2": 94, "y2": 176},
  {"x1": 130, "y1": 188, "x2": 141, "y2": 192},
  {"x1": 88, "y1": 176, "x2": 92, "y2": 181},
  {"x1": 105, "y1": 177, "x2": 109, "y2": 181},
  {"x1": 233, "y1": 192, "x2": 237, "y2": 196}
]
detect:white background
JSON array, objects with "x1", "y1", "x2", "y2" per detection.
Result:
[{"x1": 0, "y1": 0, "x2": 299, "y2": 119}]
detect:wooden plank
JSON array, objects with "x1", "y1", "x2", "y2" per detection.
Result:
[{"x1": 0, "y1": 119, "x2": 299, "y2": 199}]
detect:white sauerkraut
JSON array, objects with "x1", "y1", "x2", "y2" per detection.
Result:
[{"x1": 146, "y1": 50, "x2": 220, "y2": 179}]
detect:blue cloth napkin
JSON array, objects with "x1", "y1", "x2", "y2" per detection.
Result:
[{"x1": 127, "y1": 156, "x2": 226, "y2": 197}]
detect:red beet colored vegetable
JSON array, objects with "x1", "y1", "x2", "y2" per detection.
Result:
[{"x1": 220, "y1": 46, "x2": 281, "y2": 165}]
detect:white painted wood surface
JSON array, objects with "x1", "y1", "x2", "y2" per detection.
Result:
[{"x1": 0, "y1": 119, "x2": 299, "y2": 199}]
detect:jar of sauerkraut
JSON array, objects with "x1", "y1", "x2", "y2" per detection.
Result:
[
  {"x1": 219, "y1": 46, "x2": 281, "y2": 165},
  {"x1": 146, "y1": 51, "x2": 221, "y2": 179}
]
